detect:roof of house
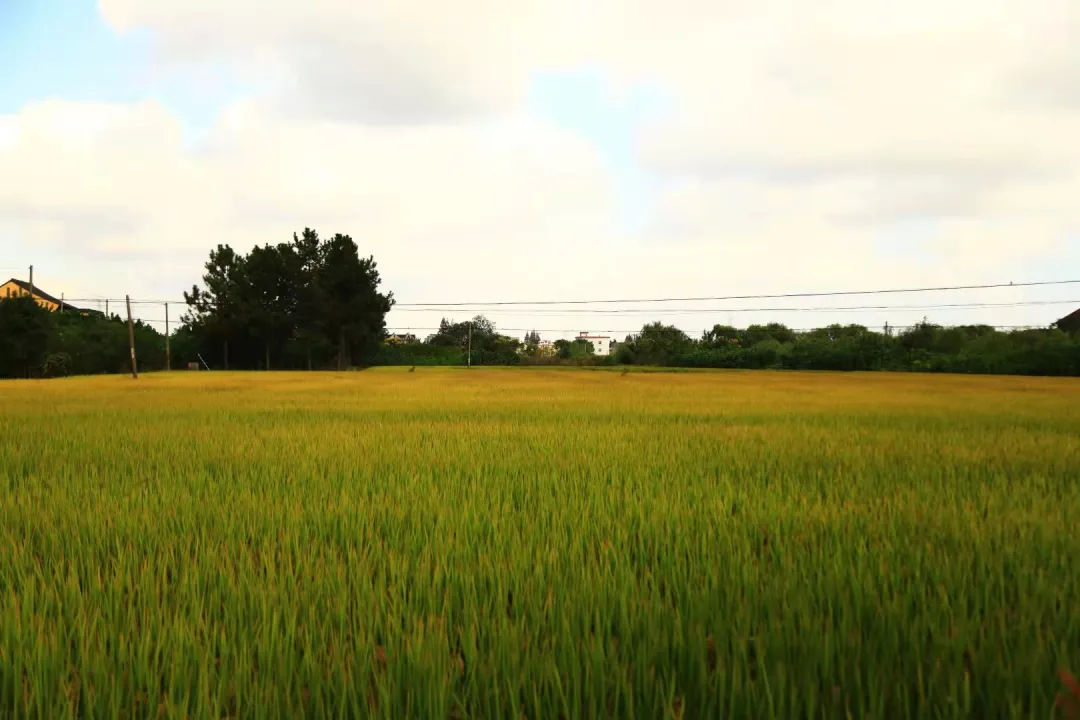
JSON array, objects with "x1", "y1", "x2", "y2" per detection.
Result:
[
  {"x1": 1054, "y1": 307, "x2": 1080, "y2": 329},
  {"x1": 4, "y1": 278, "x2": 81, "y2": 311}
]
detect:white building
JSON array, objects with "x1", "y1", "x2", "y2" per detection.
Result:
[{"x1": 577, "y1": 332, "x2": 612, "y2": 356}]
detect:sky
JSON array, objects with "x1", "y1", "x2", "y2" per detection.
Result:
[{"x1": 2, "y1": 0, "x2": 1079, "y2": 338}]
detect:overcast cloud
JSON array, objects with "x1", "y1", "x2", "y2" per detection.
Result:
[{"x1": 2, "y1": 0, "x2": 1078, "y2": 335}]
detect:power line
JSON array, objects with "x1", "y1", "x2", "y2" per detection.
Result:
[
  {"x1": 394, "y1": 279, "x2": 1080, "y2": 307},
  {"x1": 53, "y1": 278, "x2": 1080, "y2": 308},
  {"x1": 124, "y1": 318, "x2": 1056, "y2": 332},
  {"x1": 63, "y1": 298, "x2": 186, "y2": 304},
  {"x1": 386, "y1": 325, "x2": 1051, "y2": 334},
  {"x1": 391, "y1": 298, "x2": 1080, "y2": 315},
  {"x1": 80, "y1": 301, "x2": 1080, "y2": 327}
]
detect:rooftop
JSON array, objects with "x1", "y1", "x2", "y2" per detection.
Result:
[
  {"x1": 4, "y1": 278, "x2": 84, "y2": 311},
  {"x1": 1054, "y1": 307, "x2": 1080, "y2": 330}
]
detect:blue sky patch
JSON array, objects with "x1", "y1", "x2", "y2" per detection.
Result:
[{"x1": 528, "y1": 68, "x2": 670, "y2": 235}]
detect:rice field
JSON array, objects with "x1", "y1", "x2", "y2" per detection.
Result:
[{"x1": 1, "y1": 367, "x2": 1078, "y2": 719}]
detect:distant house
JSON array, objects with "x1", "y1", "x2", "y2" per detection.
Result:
[
  {"x1": 0, "y1": 278, "x2": 81, "y2": 312},
  {"x1": 385, "y1": 333, "x2": 418, "y2": 345},
  {"x1": 577, "y1": 331, "x2": 612, "y2": 356},
  {"x1": 535, "y1": 340, "x2": 557, "y2": 358},
  {"x1": 1053, "y1": 308, "x2": 1080, "y2": 333}
]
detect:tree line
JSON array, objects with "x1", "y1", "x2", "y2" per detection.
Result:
[
  {"x1": 2, "y1": 228, "x2": 1078, "y2": 377},
  {"x1": 0, "y1": 297, "x2": 166, "y2": 379},
  {"x1": 0, "y1": 228, "x2": 393, "y2": 377},
  {"x1": 379, "y1": 317, "x2": 1080, "y2": 376}
]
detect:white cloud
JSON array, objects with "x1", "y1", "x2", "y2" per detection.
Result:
[
  {"x1": 3, "y1": 0, "x2": 1078, "y2": 333},
  {"x1": 0, "y1": 98, "x2": 616, "y2": 316},
  {"x1": 100, "y1": 0, "x2": 584, "y2": 122}
]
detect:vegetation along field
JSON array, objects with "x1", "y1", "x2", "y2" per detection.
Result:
[{"x1": 1, "y1": 368, "x2": 1079, "y2": 719}]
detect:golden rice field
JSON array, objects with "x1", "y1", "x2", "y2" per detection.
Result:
[{"x1": 1, "y1": 368, "x2": 1079, "y2": 719}]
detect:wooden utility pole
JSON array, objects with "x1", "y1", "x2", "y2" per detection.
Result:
[
  {"x1": 467, "y1": 322, "x2": 472, "y2": 368},
  {"x1": 126, "y1": 295, "x2": 138, "y2": 379},
  {"x1": 105, "y1": 298, "x2": 109, "y2": 318},
  {"x1": 165, "y1": 302, "x2": 171, "y2": 371},
  {"x1": 60, "y1": 292, "x2": 64, "y2": 313},
  {"x1": 28, "y1": 265, "x2": 33, "y2": 301}
]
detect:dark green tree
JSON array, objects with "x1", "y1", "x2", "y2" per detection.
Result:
[
  {"x1": 427, "y1": 316, "x2": 496, "y2": 348},
  {"x1": 628, "y1": 322, "x2": 694, "y2": 365},
  {"x1": 741, "y1": 323, "x2": 796, "y2": 346},
  {"x1": 0, "y1": 296, "x2": 54, "y2": 378},
  {"x1": 183, "y1": 244, "x2": 248, "y2": 369},
  {"x1": 245, "y1": 243, "x2": 298, "y2": 369},
  {"x1": 182, "y1": 230, "x2": 393, "y2": 370},
  {"x1": 554, "y1": 338, "x2": 593, "y2": 360},
  {"x1": 290, "y1": 228, "x2": 328, "y2": 369},
  {"x1": 319, "y1": 234, "x2": 394, "y2": 369},
  {"x1": 701, "y1": 324, "x2": 740, "y2": 348},
  {"x1": 51, "y1": 311, "x2": 165, "y2": 375},
  {"x1": 424, "y1": 316, "x2": 521, "y2": 364}
]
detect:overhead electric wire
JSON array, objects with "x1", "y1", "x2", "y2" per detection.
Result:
[
  {"x1": 54, "y1": 278, "x2": 1080, "y2": 308},
  {"x1": 385, "y1": 325, "x2": 1050, "y2": 334},
  {"x1": 393, "y1": 279, "x2": 1080, "y2": 307},
  {"x1": 389, "y1": 298, "x2": 1080, "y2": 315},
  {"x1": 60, "y1": 297, "x2": 187, "y2": 304},
  {"x1": 124, "y1": 320, "x2": 1052, "y2": 331},
  {"x1": 48, "y1": 276, "x2": 1080, "y2": 338}
]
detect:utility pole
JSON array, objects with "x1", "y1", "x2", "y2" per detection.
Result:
[
  {"x1": 467, "y1": 322, "x2": 472, "y2": 368},
  {"x1": 126, "y1": 294, "x2": 138, "y2": 379},
  {"x1": 105, "y1": 298, "x2": 109, "y2": 318},
  {"x1": 165, "y1": 302, "x2": 171, "y2": 371},
  {"x1": 60, "y1": 292, "x2": 64, "y2": 313},
  {"x1": 28, "y1": 265, "x2": 33, "y2": 300}
]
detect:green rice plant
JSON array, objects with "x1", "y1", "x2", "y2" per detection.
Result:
[{"x1": 0, "y1": 368, "x2": 1078, "y2": 718}]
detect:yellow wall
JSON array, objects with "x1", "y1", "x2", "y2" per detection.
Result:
[{"x1": 0, "y1": 280, "x2": 60, "y2": 311}]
